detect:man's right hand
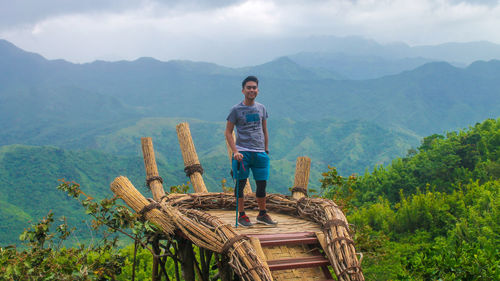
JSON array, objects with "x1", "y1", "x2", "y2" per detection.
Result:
[{"x1": 233, "y1": 152, "x2": 243, "y2": 162}]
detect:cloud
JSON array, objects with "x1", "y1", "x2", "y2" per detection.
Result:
[
  {"x1": 0, "y1": 0, "x2": 245, "y2": 27},
  {"x1": 1, "y1": 0, "x2": 500, "y2": 65}
]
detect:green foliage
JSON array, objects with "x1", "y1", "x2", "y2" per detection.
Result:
[
  {"x1": 1, "y1": 179, "x2": 182, "y2": 280},
  {"x1": 0, "y1": 210, "x2": 124, "y2": 280},
  {"x1": 354, "y1": 118, "x2": 500, "y2": 204},
  {"x1": 320, "y1": 165, "x2": 358, "y2": 211},
  {"x1": 170, "y1": 182, "x2": 190, "y2": 194},
  {"x1": 334, "y1": 119, "x2": 500, "y2": 280}
]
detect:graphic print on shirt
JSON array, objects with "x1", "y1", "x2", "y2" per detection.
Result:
[{"x1": 242, "y1": 110, "x2": 261, "y2": 131}]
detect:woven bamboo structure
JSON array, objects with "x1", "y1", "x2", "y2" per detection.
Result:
[
  {"x1": 176, "y1": 122, "x2": 208, "y2": 193},
  {"x1": 110, "y1": 124, "x2": 364, "y2": 281}
]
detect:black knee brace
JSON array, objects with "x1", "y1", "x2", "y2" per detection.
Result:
[
  {"x1": 234, "y1": 179, "x2": 246, "y2": 198},
  {"x1": 256, "y1": 180, "x2": 266, "y2": 198}
]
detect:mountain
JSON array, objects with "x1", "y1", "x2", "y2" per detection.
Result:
[
  {"x1": 289, "y1": 52, "x2": 436, "y2": 80},
  {"x1": 179, "y1": 35, "x2": 500, "y2": 67},
  {"x1": 0, "y1": 144, "x2": 146, "y2": 245},
  {"x1": 1, "y1": 39, "x2": 499, "y2": 142},
  {"x1": 0, "y1": 117, "x2": 419, "y2": 245}
]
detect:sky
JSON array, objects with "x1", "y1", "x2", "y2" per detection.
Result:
[{"x1": 1, "y1": 0, "x2": 500, "y2": 66}]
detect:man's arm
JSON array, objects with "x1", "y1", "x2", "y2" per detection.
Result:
[
  {"x1": 225, "y1": 121, "x2": 243, "y2": 161},
  {"x1": 262, "y1": 118, "x2": 269, "y2": 153}
]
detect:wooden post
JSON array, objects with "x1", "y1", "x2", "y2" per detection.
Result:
[
  {"x1": 292, "y1": 156, "x2": 311, "y2": 199},
  {"x1": 178, "y1": 238, "x2": 196, "y2": 281},
  {"x1": 218, "y1": 255, "x2": 233, "y2": 281},
  {"x1": 152, "y1": 236, "x2": 161, "y2": 281},
  {"x1": 141, "y1": 137, "x2": 166, "y2": 201},
  {"x1": 176, "y1": 122, "x2": 208, "y2": 193},
  {"x1": 225, "y1": 131, "x2": 252, "y2": 195}
]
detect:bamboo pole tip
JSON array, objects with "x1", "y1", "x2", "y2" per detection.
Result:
[
  {"x1": 141, "y1": 137, "x2": 152, "y2": 143},
  {"x1": 110, "y1": 176, "x2": 130, "y2": 192},
  {"x1": 296, "y1": 156, "x2": 311, "y2": 162},
  {"x1": 176, "y1": 122, "x2": 188, "y2": 131}
]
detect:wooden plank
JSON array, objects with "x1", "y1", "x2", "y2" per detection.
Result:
[
  {"x1": 267, "y1": 255, "x2": 330, "y2": 271},
  {"x1": 248, "y1": 232, "x2": 318, "y2": 247}
]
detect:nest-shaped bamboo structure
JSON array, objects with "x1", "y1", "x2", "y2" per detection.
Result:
[
  {"x1": 112, "y1": 135, "x2": 364, "y2": 281},
  {"x1": 162, "y1": 192, "x2": 363, "y2": 281},
  {"x1": 112, "y1": 177, "x2": 363, "y2": 281}
]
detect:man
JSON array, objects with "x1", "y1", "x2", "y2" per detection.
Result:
[{"x1": 225, "y1": 75, "x2": 277, "y2": 227}]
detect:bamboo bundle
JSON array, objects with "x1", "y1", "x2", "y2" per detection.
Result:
[
  {"x1": 141, "y1": 137, "x2": 166, "y2": 201},
  {"x1": 176, "y1": 123, "x2": 208, "y2": 193},
  {"x1": 179, "y1": 209, "x2": 272, "y2": 281},
  {"x1": 163, "y1": 193, "x2": 297, "y2": 213},
  {"x1": 110, "y1": 176, "x2": 175, "y2": 235},
  {"x1": 291, "y1": 157, "x2": 311, "y2": 200},
  {"x1": 225, "y1": 131, "x2": 252, "y2": 195},
  {"x1": 296, "y1": 198, "x2": 364, "y2": 281}
]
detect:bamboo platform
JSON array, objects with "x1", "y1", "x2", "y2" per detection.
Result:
[
  {"x1": 110, "y1": 126, "x2": 364, "y2": 281},
  {"x1": 206, "y1": 210, "x2": 322, "y2": 234},
  {"x1": 207, "y1": 209, "x2": 333, "y2": 280}
]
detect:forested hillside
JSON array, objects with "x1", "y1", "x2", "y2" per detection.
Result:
[
  {"x1": 0, "y1": 117, "x2": 417, "y2": 245},
  {"x1": 322, "y1": 118, "x2": 500, "y2": 280},
  {"x1": 1, "y1": 118, "x2": 497, "y2": 280},
  {"x1": 0, "y1": 145, "x2": 146, "y2": 245}
]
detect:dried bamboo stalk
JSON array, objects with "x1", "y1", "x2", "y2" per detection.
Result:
[
  {"x1": 215, "y1": 221, "x2": 264, "y2": 281},
  {"x1": 110, "y1": 176, "x2": 175, "y2": 235},
  {"x1": 225, "y1": 131, "x2": 252, "y2": 195},
  {"x1": 292, "y1": 156, "x2": 311, "y2": 200},
  {"x1": 141, "y1": 137, "x2": 166, "y2": 201},
  {"x1": 176, "y1": 122, "x2": 208, "y2": 193},
  {"x1": 249, "y1": 237, "x2": 273, "y2": 279}
]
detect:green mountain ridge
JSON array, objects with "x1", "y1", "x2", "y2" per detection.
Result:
[
  {"x1": 0, "y1": 117, "x2": 419, "y2": 245},
  {"x1": 2, "y1": 39, "x2": 499, "y2": 141}
]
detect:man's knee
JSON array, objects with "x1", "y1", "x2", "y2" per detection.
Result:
[
  {"x1": 234, "y1": 179, "x2": 246, "y2": 197},
  {"x1": 256, "y1": 180, "x2": 266, "y2": 198}
]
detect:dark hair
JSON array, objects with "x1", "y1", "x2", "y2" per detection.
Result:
[{"x1": 242, "y1": 75, "x2": 259, "y2": 88}]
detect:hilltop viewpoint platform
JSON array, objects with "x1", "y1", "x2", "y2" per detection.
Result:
[{"x1": 109, "y1": 122, "x2": 364, "y2": 281}]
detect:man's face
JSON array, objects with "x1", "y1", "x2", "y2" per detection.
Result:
[{"x1": 242, "y1": 81, "x2": 259, "y2": 101}]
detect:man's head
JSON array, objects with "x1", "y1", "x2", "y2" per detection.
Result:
[
  {"x1": 241, "y1": 76, "x2": 259, "y2": 104},
  {"x1": 242, "y1": 75, "x2": 259, "y2": 89}
]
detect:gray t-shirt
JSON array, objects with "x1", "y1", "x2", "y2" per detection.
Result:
[{"x1": 227, "y1": 101, "x2": 268, "y2": 151}]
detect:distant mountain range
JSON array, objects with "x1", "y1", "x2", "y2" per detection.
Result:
[
  {"x1": 1, "y1": 38, "x2": 499, "y2": 140},
  {"x1": 1, "y1": 38, "x2": 499, "y2": 245},
  {"x1": 180, "y1": 35, "x2": 500, "y2": 67}
]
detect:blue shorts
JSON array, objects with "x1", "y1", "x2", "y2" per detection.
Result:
[{"x1": 232, "y1": 151, "x2": 270, "y2": 181}]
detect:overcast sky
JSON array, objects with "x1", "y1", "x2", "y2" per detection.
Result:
[{"x1": 1, "y1": 0, "x2": 499, "y2": 66}]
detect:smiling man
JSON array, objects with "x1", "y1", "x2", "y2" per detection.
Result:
[{"x1": 225, "y1": 75, "x2": 276, "y2": 227}]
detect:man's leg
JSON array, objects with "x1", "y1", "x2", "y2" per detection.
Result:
[
  {"x1": 253, "y1": 152, "x2": 276, "y2": 225},
  {"x1": 237, "y1": 179, "x2": 246, "y2": 212},
  {"x1": 256, "y1": 180, "x2": 267, "y2": 211},
  {"x1": 233, "y1": 154, "x2": 252, "y2": 227}
]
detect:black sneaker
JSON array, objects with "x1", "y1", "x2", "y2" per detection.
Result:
[
  {"x1": 256, "y1": 214, "x2": 277, "y2": 225},
  {"x1": 237, "y1": 215, "x2": 253, "y2": 227}
]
